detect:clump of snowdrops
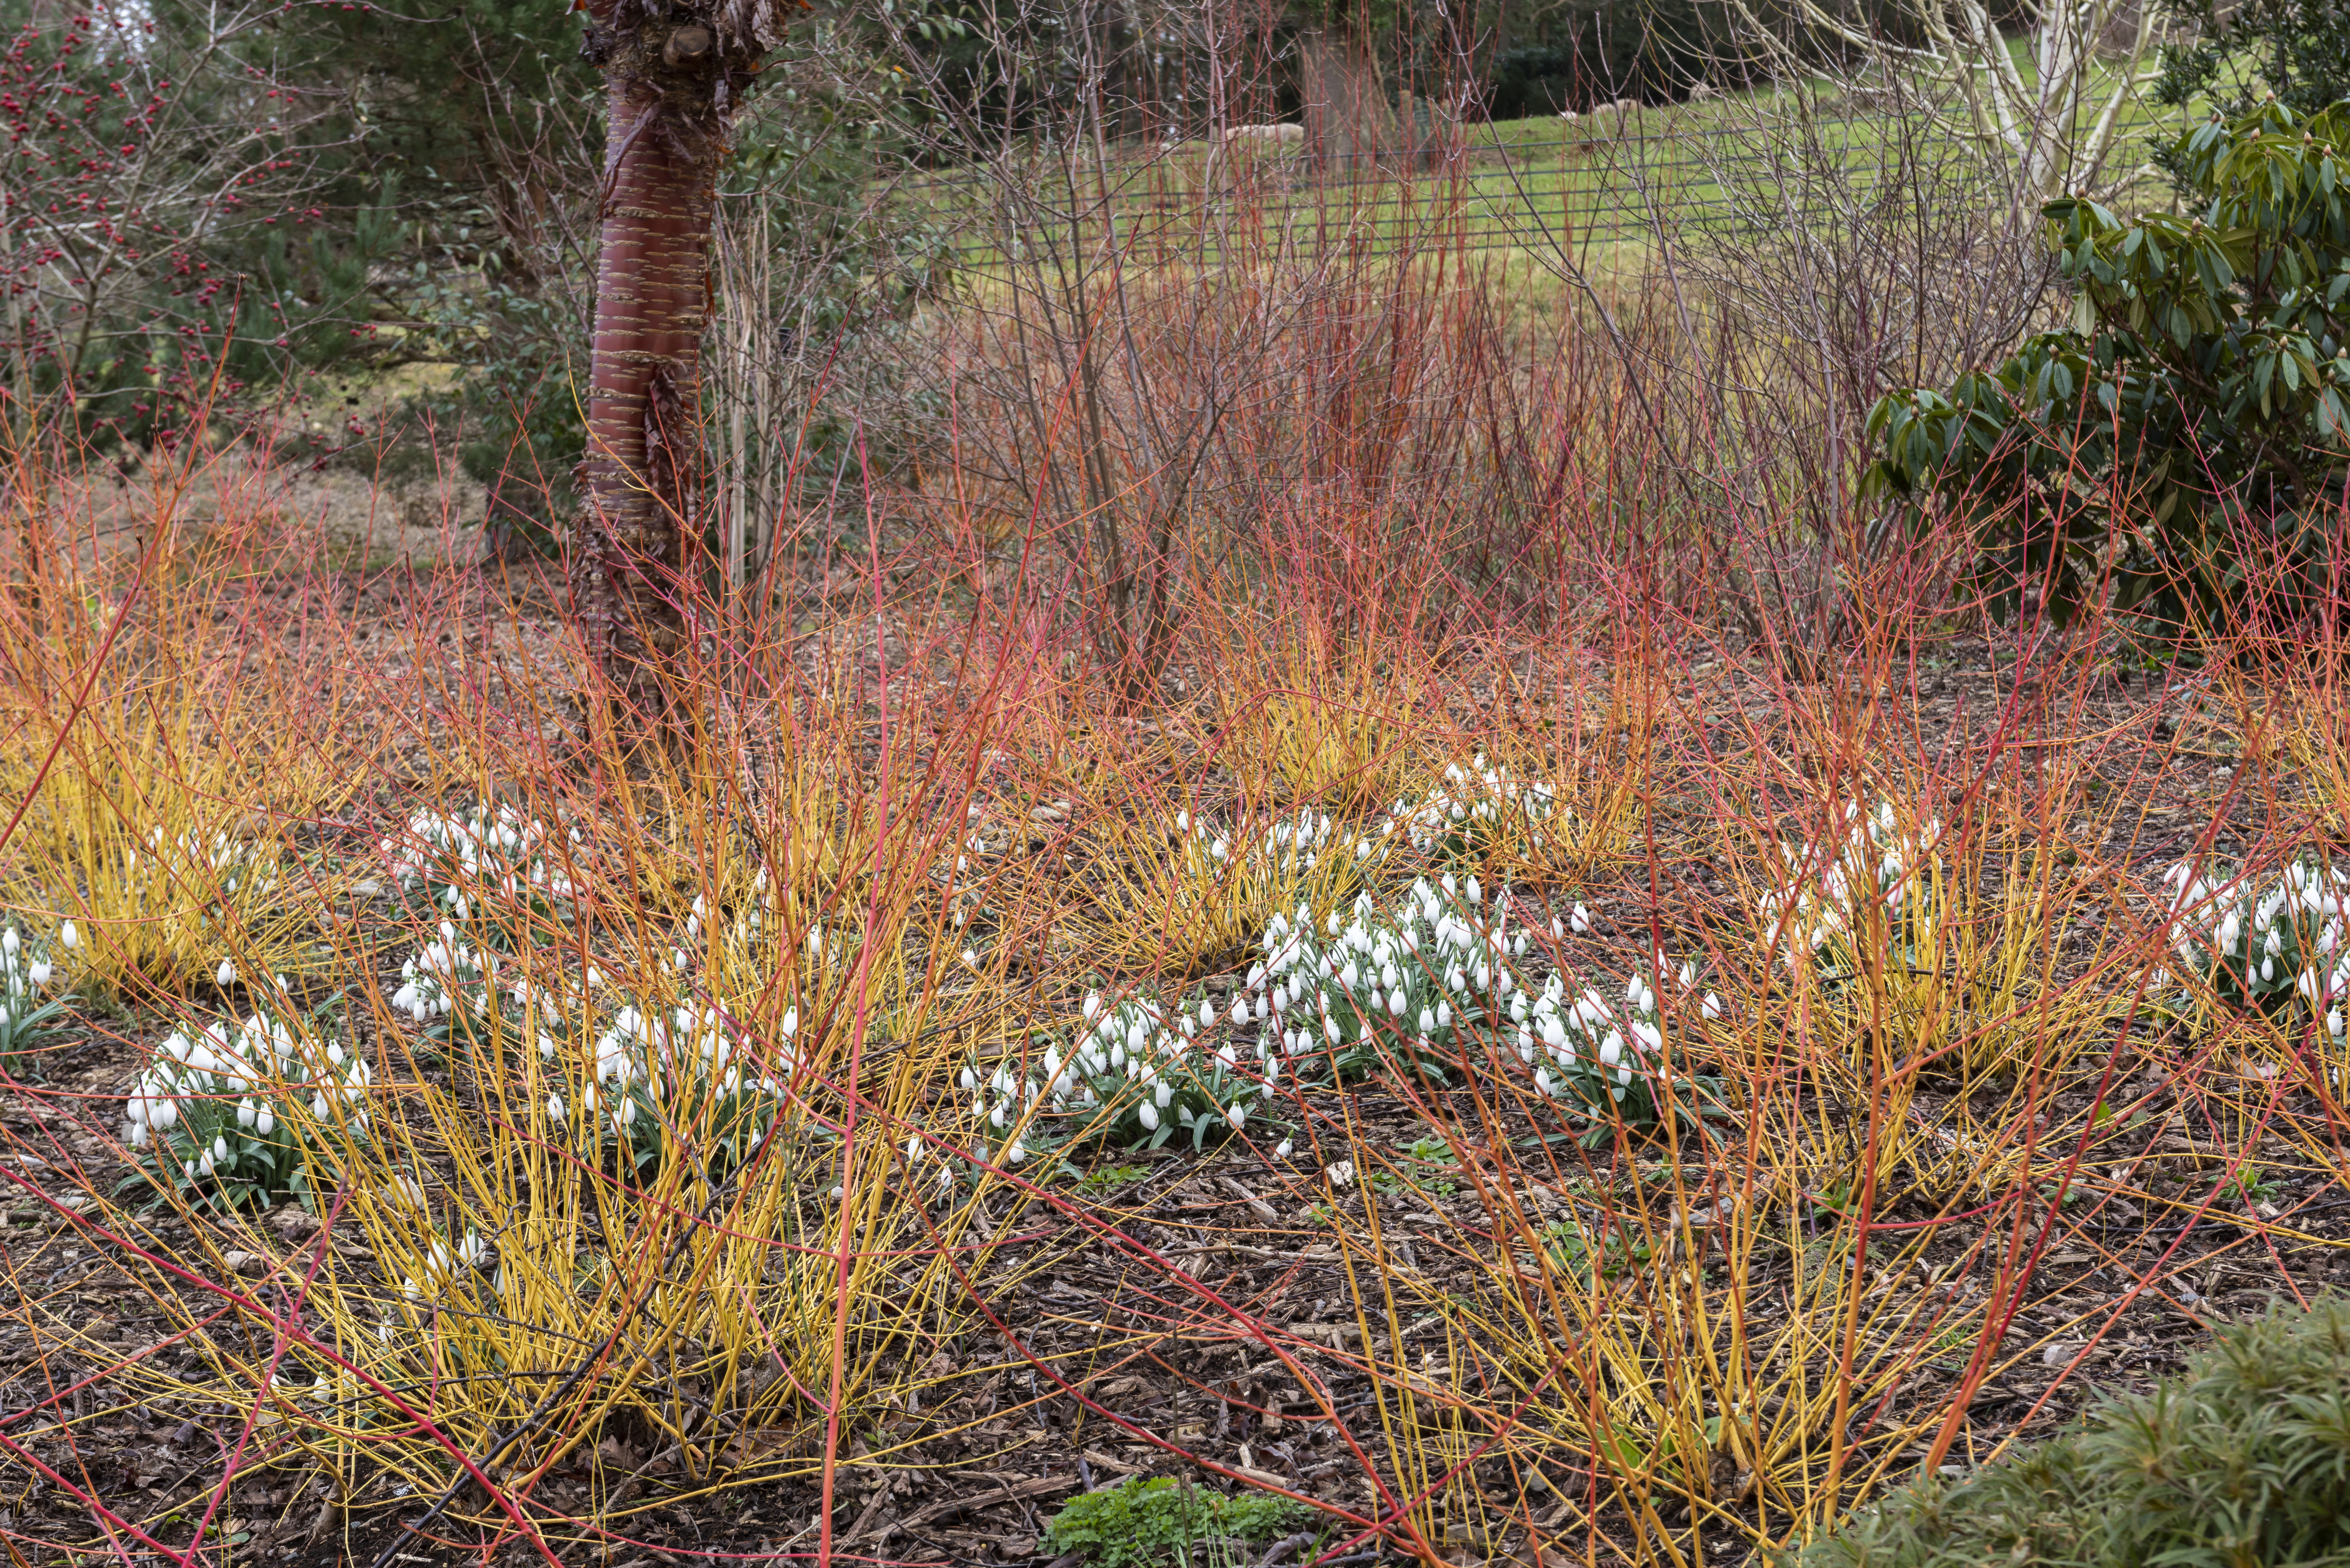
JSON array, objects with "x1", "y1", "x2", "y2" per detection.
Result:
[
  {"x1": 379, "y1": 805, "x2": 578, "y2": 944},
  {"x1": 121, "y1": 988, "x2": 372, "y2": 1210},
  {"x1": 1239, "y1": 873, "x2": 1535, "y2": 1084},
  {"x1": 565, "y1": 992, "x2": 790, "y2": 1179},
  {"x1": 0, "y1": 924, "x2": 75, "y2": 1065},
  {"x1": 1384, "y1": 755, "x2": 1561, "y2": 866},
  {"x1": 385, "y1": 877, "x2": 804, "y2": 1183},
  {"x1": 2161, "y1": 855, "x2": 2350, "y2": 1040},
  {"x1": 1511, "y1": 960, "x2": 1726, "y2": 1142},
  {"x1": 964, "y1": 990, "x2": 1280, "y2": 1163}
]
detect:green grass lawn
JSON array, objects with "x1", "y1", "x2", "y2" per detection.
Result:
[{"x1": 904, "y1": 42, "x2": 2211, "y2": 275}]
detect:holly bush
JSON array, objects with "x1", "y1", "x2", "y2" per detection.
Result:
[{"x1": 1865, "y1": 98, "x2": 2350, "y2": 650}]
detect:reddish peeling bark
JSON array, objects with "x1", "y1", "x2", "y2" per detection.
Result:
[{"x1": 573, "y1": 0, "x2": 774, "y2": 727}]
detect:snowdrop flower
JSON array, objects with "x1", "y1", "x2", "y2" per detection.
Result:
[
  {"x1": 1570, "y1": 904, "x2": 1592, "y2": 934},
  {"x1": 216, "y1": 960, "x2": 237, "y2": 988},
  {"x1": 59, "y1": 921, "x2": 77, "y2": 950}
]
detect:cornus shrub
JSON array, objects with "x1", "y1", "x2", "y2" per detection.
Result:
[
  {"x1": 2162, "y1": 855, "x2": 2350, "y2": 1036},
  {"x1": 1758, "y1": 801, "x2": 1945, "y2": 977},
  {"x1": 121, "y1": 997, "x2": 372, "y2": 1211},
  {"x1": 1797, "y1": 1295, "x2": 2350, "y2": 1568},
  {"x1": 1239, "y1": 874, "x2": 1535, "y2": 1085},
  {"x1": 1867, "y1": 99, "x2": 2350, "y2": 643}
]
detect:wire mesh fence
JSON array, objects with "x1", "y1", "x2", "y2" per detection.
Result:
[{"x1": 899, "y1": 110, "x2": 2164, "y2": 268}]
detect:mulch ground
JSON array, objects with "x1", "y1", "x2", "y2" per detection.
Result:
[{"x1": 5, "y1": 586, "x2": 2348, "y2": 1566}]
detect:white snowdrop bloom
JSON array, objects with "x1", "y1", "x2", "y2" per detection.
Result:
[
  {"x1": 1570, "y1": 904, "x2": 1592, "y2": 934},
  {"x1": 210, "y1": 1134, "x2": 230, "y2": 1166},
  {"x1": 216, "y1": 959, "x2": 237, "y2": 988},
  {"x1": 1138, "y1": 1100, "x2": 1160, "y2": 1131},
  {"x1": 546, "y1": 1092, "x2": 565, "y2": 1122},
  {"x1": 1275, "y1": 1139, "x2": 1293, "y2": 1158},
  {"x1": 2263, "y1": 957, "x2": 2277, "y2": 982},
  {"x1": 2331, "y1": 1010, "x2": 2346, "y2": 1038},
  {"x1": 1225, "y1": 1102, "x2": 1248, "y2": 1131},
  {"x1": 59, "y1": 921, "x2": 77, "y2": 950},
  {"x1": 1418, "y1": 1008, "x2": 1437, "y2": 1034},
  {"x1": 236, "y1": 1101, "x2": 257, "y2": 1129}
]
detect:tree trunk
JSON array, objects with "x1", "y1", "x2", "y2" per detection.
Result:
[
  {"x1": 1300, "y1": 30, "x2": 1398, "y2": 181},
  {"x1": 573, "y1": 0, "x2": 776, "y2": 730}
]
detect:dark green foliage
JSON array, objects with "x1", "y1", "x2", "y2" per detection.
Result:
[
  {"x1": 2155, "y1": 0, "x2": 2350, "y2": 124},
  {"x1": 1794, "y1": 1296, "x2": 2350, "y2": 1568},
  {"x1": 1480, "y1": 2, "x2": 1731, "y2": 117},
  {"x1": 1864, "y1": 98, "x2": 2350, "y2": 650},
  {"x1": 1041, "y1": 1477, "x2": 1311, "y2": 1568}
]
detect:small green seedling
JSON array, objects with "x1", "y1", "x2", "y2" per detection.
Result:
[{"x1": 1042, "y1": 1476, "x2": 1311, "y2": 1568}]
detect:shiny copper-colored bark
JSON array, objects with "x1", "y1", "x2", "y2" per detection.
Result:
[{"x1": 572, "y1": 1, "x2": 769, "y2": 727}]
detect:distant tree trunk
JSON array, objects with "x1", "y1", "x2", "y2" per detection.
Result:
[
  {"x1": 573, "y1": 0, "x2": 777, "y2": 730},
  {"x1": 1300, "y1": 29, "x2": 1398, "y2": 179}
]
